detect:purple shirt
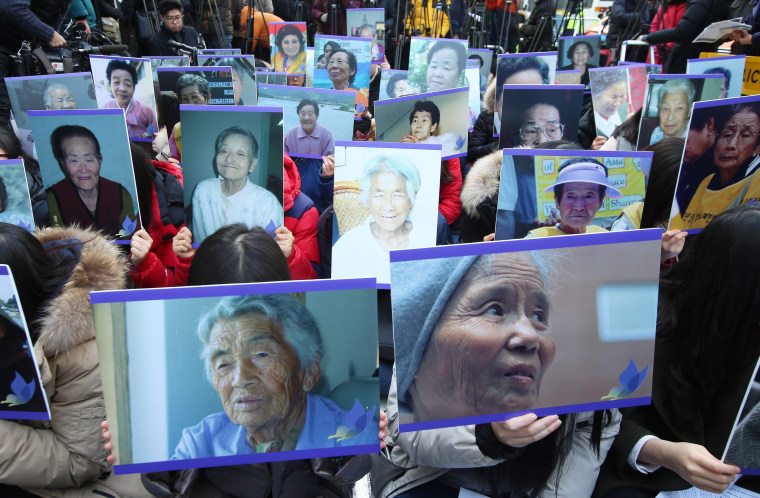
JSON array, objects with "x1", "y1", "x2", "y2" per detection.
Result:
[
  {"x1": 105, "y1": 98, "x2": 158, "y2": 138},
  {"x1": 283, "y1": 122, "x2": 334, "y2": 157}
]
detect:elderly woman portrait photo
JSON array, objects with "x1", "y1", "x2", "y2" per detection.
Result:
[
  {"x1": 647, "y1": 79, "x2": 695, "y2": 146},
  {"x1": 332, "y1": 150, "x2": 438, "y2": 283},
  {"x1": 99, "y1": 58, "x2": 158, "y2": 139},
  {"x1": 423, "y1": 40, "x2": 467, "y2": 92},
  {"x1": 272, "y1": 24, "x2": 307, "y2": 75},
  {"x1": 316, "y1": 40, "x2": 340, "y2": 69},
  {"x1": 589, "y1": 68, "x2": 629, "y2": 138},
  {"x1": 499, "y1": 87, "x2": 584, "y2": 148},
  {"x1": 494, "y1": 55, "x2": 553, "y2": 133},
  {"x1": 190, "y1": 126, "x2": 284, "y2": 244},
  {"x1": 44, "y1": 124, "x2": 137, "y2": 237},
  {"x1": 284, "y1": 99, "x2": 334, "y2": 157},
  {"x1": 558, "y1": 37, "x2": 600, "y2": 85}
]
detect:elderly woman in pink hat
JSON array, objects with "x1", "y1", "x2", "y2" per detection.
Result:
[{"x1": 527, "y1": 157, "x2": 622, "y2": 237}]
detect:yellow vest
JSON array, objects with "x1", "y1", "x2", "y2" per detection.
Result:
[
  {"x1": 528, "y1": 224, "x2": 608, "y2": 238},
  {"x1": 673, "y1": 172, "x2": 760, "y2": 230}
]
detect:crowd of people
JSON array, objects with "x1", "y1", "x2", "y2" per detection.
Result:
[{"x1": 1, "y1": 0, "x2": 760, "y2": 496}]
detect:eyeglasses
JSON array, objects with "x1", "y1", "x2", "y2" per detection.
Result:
[
  {"x1": 180, "y1": 93, "x2": 207, "y2": 104},
  {"x1": 164, "y1": 15, "x2": 182, "y2": 22},
  {"x1": 717, "y1": 129, "x2": 760, "y2": 144},
  {"x1": 520, "y1": 123, "x2": 565, "y2": 142}
]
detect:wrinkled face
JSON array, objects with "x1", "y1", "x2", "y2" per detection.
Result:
[
  {"x1": 658, "y1": 91, "x2": 689, "y2": 138},
  {"x1": 392, "y1": 80, "x2": 410, "y2": 98},
  {"x1": 209, "y1": 313, "x2": 311, "y2": 433},
  {"x1": 216, "y1": 133, "x2": 256, "y2": 181},
  {"x1": 281, "y1": 34, "x2": 301, "y2": 57},
  {"x1": 327, "y1": 53, "x2": 355, "y2": 88},
  {"x1": 505, "y1": 68, "x2": 544, "y2": 85},
  {"x1": 368, "y1": 171, "x2": 411, "y2": 234},
  {"x1": 179, "y1": 84, "x2": 210, "y2": 105},
  {"x1": 110, "y1": 68, "x2": 134, "y2": 106},
  {"x1": 231, "y1": 68, "x2": 243, "y2": 104},
  {"x1": 46, "y1": 87, "x2": 77, "y2": 110},
  {"x1": 714, "y1": 110, "x2": 760, "y2": 173},
  {"x1": 426, "y1": 47, "x2": 461, "y2": 91},
  {"x1": 411, "y1": 253, "x2": 555, "y2": 419},
  {"x1": 298, "y1": 104, "x2": 318, "y2": 134},
  {"x1": 595, "y1": 80, "x2": 627, "y2": 117},
  {"x1": 556, "y1": 182, "x2": 603, "y2": 231},
  {"x1": 161, "y1": 8, "x2": 184, "y2": 33},
  {"x1": 410, "y1": 110, "x2": 437, "y2": 141},
  {"x1": 572, "y1": 44, "x2": 590, "y2": 67},
  {"x1": 287, "y1": 75, "x2": 305, "y2": 87},
  {"x1": 61, "y1": 136, "x2": 101, "y2": 193},
  {"x1": 520, "y1": 104, "x2": 562, "y2": 147}
]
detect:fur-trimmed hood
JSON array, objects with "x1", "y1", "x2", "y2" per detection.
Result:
[
  {"x1": 482, "y1": 77, "x2": 496, "y2": 116},
  {"x1": 34, "y1": 226, "x2": 128, "y2": 357},
  {"x1": 461, "y1": 149, "x2": 503, "y2": 217}
]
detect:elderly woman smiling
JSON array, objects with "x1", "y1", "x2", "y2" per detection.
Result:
[
  {"x1": 273, "y1": 24, "x2": 307, "y2": 74},
  {"x1": 103, "y1": 59, "x2": 157, "y2": 138},
  {"x1": 191, "y1": 126, "x2": 283, "y2": 244},
  {"x1": 283, "y1": 99, "x2": 334, "y2": 157},
  {"x1": 425, "y1": 40, "x2": 467, "y2": 92}
]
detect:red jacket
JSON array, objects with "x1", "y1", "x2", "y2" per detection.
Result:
[
  {"x1": 650, "y1": 1, "x2": 687, "y2": 64},
  {"x1": 439, "y1": 158, "x2": 463, "y2": 225},
  {"x1": 284, "y1": 153, "x2": 320, "y2": 279}
]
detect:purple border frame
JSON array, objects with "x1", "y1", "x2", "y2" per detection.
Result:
[
  {"x1": 469, "y1": 48, "x2": 492, "y2": 54},
  {"x1": 197, "y1": 54, "x2": 255, "y2": 61},
  {"x1": 5, "y1": 71, "x2": 93, "y2": 82},
  {"x1": 90, "y1": 277, "x2": 377, "y2": 304},
  {"x1": 647, "y1": 73, "x2": 722, "y2": 81},
  {"x1": 90, "y1": 54, "x2": 148, "y2": 63},
  {"x1": 200, "y1": 48, "x2": 241, "y2": 54},
  {"x1": 687, "y1": 55, "x2": 746, "y2": 63},
  {"x1": 400, "y1": 397, "x2": 651, "y2": 432},
  {"x1": 558, "y1": 34, "x2": 602, "y2": 42},
  {"x1": 258, "y1": 83, "x2": 354, "y2": 98},
  {"x1": 0, "y1": 266, "x2": 7, "y2": 275},
  {"x1": 390, "y1": 228, "x2": 661, "y2": 263},
  {"x1": 374, "y1": 86, "x2": 468, "y2": 106},
  {"x1": 115, "y1": 444, "x2": 379, "y2": 475},
  {"x1": 346, "y1": 7, "x2": 384, "y2": 12},
  {"x1": 288, "y1": 153, "x2": 323, "y2": 159},
  {"x1": 179, "y1": 104, "x2": 282, "y2": 113},
  {"x1": 502, "y1": 84, "x2": 584, "y2": 91},
  {"x1": 505, "y1": 148, "x2": 654, "y2": 159},
  {"x1": 742, "y1": 469, "x2": 760, "y2": 475},
  {"x1": 0, "y1": 159, "x2": 24, "y2": 169},
  {"x1": 0, "y1": 410, "x2": 50, "y2": 421},
  {"x1": 410, "y1": 36, "x2": 467, "y2": 45},
  {"x1": 314, "y1": 34, "x2": 372, "y2": 43},
  {"x1": 145, "y1": 56, "x2": 188, "y2": 61},
  {"x1": 693, "y1": 94, "x2": 760, "y2": 110},
  {"x1": 498, "y1": 51, "x2": 558, "y2": 59},
  {"x1": 156, "y1": 66, "x2": 228, "y2": 73},
  {"x1": 27, "y1": 108, "x2": 122, "y2": 118},
  {"x1": 335, "y1": 141, "x2": 442, "y2": 151}
]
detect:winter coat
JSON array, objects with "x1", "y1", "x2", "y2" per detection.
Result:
[
  {"x1": 459, "y1": 149, "x2": 501, "y2": 243},
  {"x1": 283, "y1": 153, "x2": 320, "y2": 280},
  {"x1": 468, "y1": 80, "x2": 500, "y2": 165},
  {"x1": 439, "y1": 158, "x2": 463, "y2": 225},
  {"x1": 0, "y1": 226, "x2": 145, "y2": 497},
  {"x1": 649, "y1": 0, "x2": 687, "y2": 64},
  {"x1": 607, "y1": 0, "x2": 652, "y2": 47}
]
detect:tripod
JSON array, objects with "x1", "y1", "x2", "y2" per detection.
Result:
[
  {"x1": 555, "y1": 0, "x2": 583, "y2": 41},
  {"x1": 463, "y1": 0, "x2": 488, "y2": 49},
  {"x1": 197, "y1": 0, "x2": 227, "y2": 48},
  {"x1": 328, "y1": 0, "x2": 340, "y2": 35},
  {"x1": 526, "y1": 13, "x2": 553, "y2": 52},
  {"x1": 293, "y1": 0, "x2": 315, "y2": 45},
  {"x1": 496, "y1": 0, "x2": 514, "y2": 53},
  {"x1": 392, "y1": 0, "x2": 412, "y2": 68}
]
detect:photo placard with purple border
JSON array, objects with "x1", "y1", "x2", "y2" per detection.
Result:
[
  {"x1": 145, "y1": 56, "x2": 190, "y2": 82},
  {"x1": 686, "y1": 55, "x2": 746, "y2": 99},
  {"x1": 90, "y1": 278, "x2": 380, "y2": 474},
  {"x1": 557, "y1": 35, "x2": 602, "y2": 86},
  {"x1": 346, "y1": 9, "x2": 385, "y2": 63},
  {"x1": 498, "y1": 84, "x2": 584, "y2": 148},
  {"x1": 495, "y1": 149, "x2": 652, "y2": 240},
  {"x1": 465, "y1": 63, "x2": 480, "y2": 130},
  {"x1": 257, "y1": 84, "x2": 355, "y2": 159},
  {"x1": 156, "y1": 66, "x2": 232, "y2": 106},
  {"x1": 378, "y1": 69, "x2": 414, "y2": 101},
  {"x1": 669, "y1": 95, "x2": 760, "y2": 232},
  {"x1": 723, "y1": 359, "x2": 760, "y2": 475},
  {"x1": 636, "y1": 73, "x2": 723, "y2": 151},
  {"x1": 0, "y1": 265, "x2": 51, "y2": 421},
  {"x1": 89, "y1": 55, "x2": 159, "y2": 139},
  {"x1": 256, "y1": 72, "x2": 291, "y2": 87},
  {"x1": 312, "y1": 35, "x2": 372, "y2": 92},
  {"x1": 200, "y1": 48, "x2": 241, "y2": 55},
  {"x1": 374, "y1": 87, "x2": 469, "y2": 160},
  {"x1": 268, "y1": 22, "x2": 308, "y2": 75},
  {"x1": 407, "y1": 37, "x2": 469, "y2": 94},
  {"x1": 467, "y1": 48, "x2": 493, "y2": 92},
  {"x1": 179, "y1": 105, "x2": 284, "y2": 245},
  {"x1": 589, "y1": 67, "x2": 631, "y2": 139},
  {"x1": 0, "y1": 159, "x2": 35, "y2": 231},
  {"x1": 27, "y1": 108, "x2": 141, "y2": 239},
  {"x1": 198, "y1": 55, "x2": 258, "y2": 105},
  {"x1": 331, "y1": 141, "x2": 441, "y2": 285},
  {"x1": 389, "y1": 229, "x2": 661, "y2": 432}
]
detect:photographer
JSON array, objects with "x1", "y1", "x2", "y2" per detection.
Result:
[
  {"x1": 0, "y1": 0, "x2": 70, "y2": 131},
  {"x1": 147, "y1": 0, "x2": 202, "y2": 56}
]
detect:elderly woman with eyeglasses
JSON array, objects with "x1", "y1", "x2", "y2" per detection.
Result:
[
  {"x1": 678, "y1": 102, "x2": 760, "y2": 230},
  {"x1": 512, "y1": 102, "x2": 566, "y2": 148}
]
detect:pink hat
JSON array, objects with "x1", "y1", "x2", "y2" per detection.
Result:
[{"x1": 544, "y1": 161, "x2": 623, "y2": 197}]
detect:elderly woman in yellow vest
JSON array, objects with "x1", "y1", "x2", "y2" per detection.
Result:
[
  {"x1": 527, "y1": 158, "x2": 622, "y2": 237},
  {"x1": 406, "y1": 0, "x2": 451, "y2": 38}
]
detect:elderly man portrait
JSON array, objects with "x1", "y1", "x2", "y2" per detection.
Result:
[{"x1": 173, "y1": 294, "x2": 377, "y2": 458}]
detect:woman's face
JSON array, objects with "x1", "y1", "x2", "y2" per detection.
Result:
[
  {"x1": 62, "y1": 136, "x2": 101, "y2": 193},
  {"x1": 327, "y1": 52, "x2": 355, "y2": 89},
  {"x1": 281, "y1": 34, "x2": 301, "y2": 58},
  {"x1": 520, "y1": 103, "x2": 563, "y2": 147},
  {"x1": 572, "y1": 44, "x2": 590, "y2": 67},
  {"x1": 368, "y1": 171, "x2": 411, "y2": 234},
  {"x1": 110, "y1": 68, "x2": 135, "y2": 107},
  {"x1": 215, "y1": 133, "x2": 256, "y2": 181},
  {"x1": 595, "y1": 80, "x2": 627, "y2": 117},
  {"x1": 298, "y1": 104, "x2": 318, "y2": 134},
  {"x1": 714, "y1": 110, "x2": 760, "y2": 175},
  {"x1": 323, "y1": 44, "x2": 334, "y2": 59},
  {"x1": 658, "y1": 91, "x2": 689, "y2": 138},
  {"x1": 556, "y1": 182, "x2": 603, "y2": 232},
  {"x1": 392, "y1": 79, "x2": 410, "y2": 98},
  {"x1": 426, "y1": 47, "x2": 461, "y2": 91},
  {"x1": 410, "y1": 253, "x2": 555, "y2": 420},
  {"x1": 504, "y1": 68, "x2": 544, "y2": 85}
]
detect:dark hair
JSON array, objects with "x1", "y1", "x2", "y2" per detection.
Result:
[
  {"x1": 659, "y1": 205, "x2": 760, "y2": 423},
  {"x1": 50, "y1": 125, "x2": 101, "y2": 176},
  {"x1": 386, "y1": 73, "x2": 408, "y2": 97},
  {"x1": 553, "y1": 157, "x2": 607, "y2": 200},
  {"x1": 212, "y1": 126, "x2": 259, "y2": 176},
  {"x1": 0, "y1": 176, "x2": 6, "y2": 213},
  {"x1": 187, "y1": 224, "x2": 291, "y2": 285},
  {"x1": 323, "y1": 40, "x2": 341, "y2": 55},
  {"x1": 426, "y1": 41, "x2": 467, "y2": 73},
  {"x1": 176, "y1": 73, "x2": 211, "y2": 100},
  {"x1": 467, "y1": 54, "x2": 484, "y2": 67},
  {"x1": 158, "y1": 0, "x2": 182, "y2": 15},
  {"x1": 157, "y1": 91, "x2": 180, "y2": 131},
  {"x1": 0, "y1": 223, "x2": 63, "y2": 338},
  {"x1": 106, "y1": 59, "x2": 138, "y2": 87},
  {"x1": 703, "y1": 66, "x2": 731, "y2": 93},
  {"x1": 566, "y1": 40, "x2": 595, "y2": 61},
  {"x1": 640, "y1": 137, "x2": 684, "y2": 229},
  {"x1": 409, "y1": 101, "x2": 440, "y2": 127},
  {"x1": 130, "y1": 143, "x2": 156, "y2": 228},
  {"x1": 0, "y1": 128, "x2": 41, "y2": 176},
  {"x1": 496, "y1": 57, "x2": 551, "y2": 102},
  {"x1": 327, "y1": 49, "x2": 357, "y2": 84},
  {"x1": 275, "y1": 24, "x2": 305, "y2": 54},
  {"x1": 611, "y1": 107, "x2": 642, "y2": 144},
  {"x1": 297, "y1": 99, "x2": 319, "y2": 116}
]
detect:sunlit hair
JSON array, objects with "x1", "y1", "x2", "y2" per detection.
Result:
[
  {"x1": 359, "y1": 154, "x2": 421, "y2": 218},
  {"x1": 657, "y1": 78, "x2": 695, "y2": 108}
]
